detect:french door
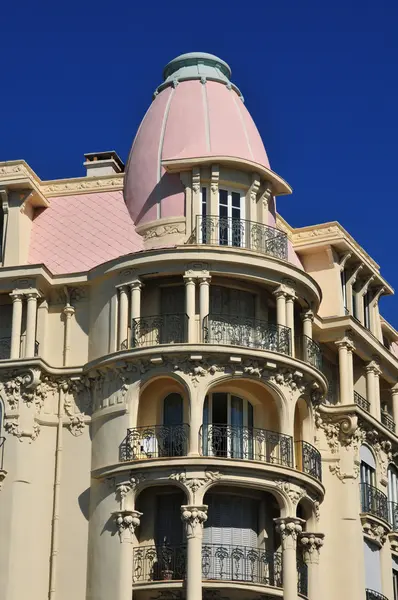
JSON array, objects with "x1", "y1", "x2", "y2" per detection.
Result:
[
  {"x1": 203, "y1": 392, "x2": 253, "y2": 459},
  {"x1": 200, "y1": 188, "x2": 245, "y2": 247}
]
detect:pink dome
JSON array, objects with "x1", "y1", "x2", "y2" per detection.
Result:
[{"x1": 124, "y1": 53, "x2": 272, "y2": 227}]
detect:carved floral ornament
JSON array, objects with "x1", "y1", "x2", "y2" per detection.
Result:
[
  {"x1": 0, "y1": 368, "x2": 91, "y2": 441},
  {"x1": 181, "y1": 505, "x2": 208, "y2": 538},
  {"x1": 361, "y1": 518, "x2": 389, "y2": 547}
]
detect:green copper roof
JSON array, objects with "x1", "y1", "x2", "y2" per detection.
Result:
[{"x1": 154, "y1": 52, "x2": 242, "y2": 99}]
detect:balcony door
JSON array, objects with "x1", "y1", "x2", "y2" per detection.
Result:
[
  {"x1": 202, "y1": 493, "x2": 258, "y2": 580},
  {"x1": 203, "y1": 392, "x2": 253, "y2": 459},
  {"x1": 388, "y1": 465, "x2": 398, "y2": 527},
  {"x1": 162, "y1": 393, "x2": 185, "y2": 457},
  {"x1": 160, "y1": 286, "x2": 185, "y2": 344}
]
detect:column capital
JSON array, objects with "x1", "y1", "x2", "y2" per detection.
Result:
[
  {"x1": 114, "y1": 509, "x2": 142, "y2": 543},
  {"x1": 129, "y1": 279, "x2": 143, "y2": 291},
  {"x1": 335, "y1": 336, "x2": 355, "y2": 352},
  {"x1": 181, "y1": 504, "x2": 208, "y2": 538},
  {"x1": 9, "y1": 291, "x2": 24, "y2": 301},
  {"x1": 366, "y1": 360, "x2": 381, "y2": 376},
  {"x1": 183, "y1": 272, "x2": 197, "y2": 283},
  {"x1": 301, "y1": 309, "x2": 314, "y2": 323},
  {"x1": 391, "y1": 384, "x2": 398, "y2": 398},
  {"x1": 273, "y1": 284, "x2": 289, "y2": 299},
  {"x1": 63, "y1": 304, "x2": 75, "y2": 318},
  {"x1": 299, "y1": 532, "x2": 325, "y2": 564},
  {"x1": 198, "y1": 273, "x2": 211, "y2": 284},
  {"x1": 274, "y1": 517, "x2": 305, "y2": 550},
  {"x1": 26, "y1": 291, "x2": 41, "y2": 300}
]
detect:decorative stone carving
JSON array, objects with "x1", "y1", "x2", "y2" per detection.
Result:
[
  {"x1": 142, "y1": 222, "x2": 186, "y2": 241},
  {"x1": 114, "y1": 509, "x2": 142, "y2": 543},
  {"x1": 181, "y1": 505, "x2": 208, "y2": 538},
  {"x1": 129, "y1": 472, "x2": 146, "y2": 491},
  {"x1": 169, "y1": 470, "x2": 221, "y2": 501},
  {"x1": 300, "y1": 532, "x2": 325, "y2": 564},
  {"x1": 42, "y1": 175, "x2": 124, "y2": 196},
  {"x1": 329, "y1": 462, "x2": 360, "y2": 482},
  {"x1": 4, "y1": 420, "x2": 40, "y2": 442},
  {"x1": 274, "y1": 517, "x2": 303, "y2": 550},
  {"x1": 0, "y1": 368, "x2": 43, "y2": 410},
  {"x1": 361, "y1": 518, "x2": 389, "y2": 547},
  {"x1": 0, "y1": 468, "x2": 7, "y2": 490},
  {"x1": 275, "y1": 481, "x2": 306, "y2": 505}
]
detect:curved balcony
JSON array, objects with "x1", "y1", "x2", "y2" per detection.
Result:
[
  {"x1": 366, "y1": 590, "x2": 389, "y2": 600},
  {"x1": 200, "y1": 424, "x2": 293, "y2": 468},
  {"x1": 201, "y1": 544, "x2": 283, "y2": 587},
  {"x1": 133, "y1": 544, "x2": 186, "y2": 582},
  {"x1": 120, "y1": 424, "x2": 189, "y2": 461},
  {"x1": 131, "y1": 313, "x2": 188, "y2": 348},
  {"x1": 203, "y1": 315, "x2": 291, "y2": 356},
  {"x1": 193, "y1": 214, "x2": 288, "y2": 261},
  {"x1": 295, "y1": 440, "x2": 322, "y2": 482},
  {"x1": 360, "y1": 483, "x2": 388, "y2": 522}
]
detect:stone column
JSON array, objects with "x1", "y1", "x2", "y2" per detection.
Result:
[
  {"x1": 300, "y1": 532, "x2": 325, "y2": 600},
  {"x1": 335, "y1": 338, "x2": 353, "y2": 405},
  {"x1": 130, "y1": 280, "x2": 142, "y2": 321},
  {"x1": 62, "y1": 304, "x2": 75, "y2": 367},
  {"x1": 199, "y1": 275, "x2": 211, "y2": 342},
  {"x1": 25, "y1": 292, "x2": 39, "y2": 357},
  {"x1": 366, "y1": 360, "x2": 381, "y2": 420},
  {"x1": 184, "y1": 274, "x2": 196, "y2": 343},
  {"x1": 301, "y1": 309, "x2": 314, "y2": 340},
  {"x1": 114, "y1": 509, "x2": 142, "y2": 600},
  {"x1": 286, "y1": 293, "x2": 295, "y2": 357},
  {"x1": 274, "y1": 517, "x2": 304, "y2": 600},
  {"x1": 118, "y1": 286, "x2": 128, "y2": 350},
  {"x1": 347, "y1": 340, "x2": 355, "y2": 402},
  {"x1": 10, "y1": 292, "x2": 23, "y2": 359},
  {"x1": 274, "y1": 288, "x2": 287, "y2": 327},
  {"x1": 181, "y1": 505, "x2": 208, "y2": 600},
  {"x1": 391, "y1": 385, "x2": 398, "y2": 430}
]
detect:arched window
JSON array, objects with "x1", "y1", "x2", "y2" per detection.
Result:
[
  {"x1": 163, "y1": 393, "x2": 183, "y2": 426},
  {"x1": 203, "y1": 392, "x2": 253, "y2": 459}
]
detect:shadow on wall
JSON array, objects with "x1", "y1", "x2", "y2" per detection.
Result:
[
  {"x1": 134, "y1": 172, "x2": 184, "y2": 225},
  {"x1": 78, "y1": 487, "x2": 91, "y2": 521}
]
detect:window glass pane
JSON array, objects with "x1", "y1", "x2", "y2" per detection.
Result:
[
  {"x1": 202, "y1": 187, "x2": 207, "y2": 217},
  {"x1": 248, "y1": 402, "x2": 253, "y2": 428},
  {"x1": 219, "y1": 189, "x2": 228, "y2": 206},
  {"x1": 163, "y1": 393, "x2": 183, "y2": 425},
  {"x1": 212, "y1": 393, "x2": 228, "y2": 424},
  {"x1": 231, "y1": 191, "x2": 240, "y2": 208},
  {"x1": 231, "y1": 395, "x2": 243, "y2": 427},
  {"x1": 232, "y1": 207, "x2": 240, "y2": 220},
  {"x1": 219, "y1": 204, "x2": 228, "y2": 218}
]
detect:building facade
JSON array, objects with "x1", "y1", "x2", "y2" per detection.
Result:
[{"x1": 0, "y1": 52, "x2": 397, "y2": 600}]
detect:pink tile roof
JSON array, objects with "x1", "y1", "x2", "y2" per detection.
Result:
[{"x1": 29, "y1": 191, "x2": 144, "y2": 274}]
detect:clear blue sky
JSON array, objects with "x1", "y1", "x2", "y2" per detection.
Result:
[{"x1": 1, "y1": 1, "x2": 398, "y2": 325}]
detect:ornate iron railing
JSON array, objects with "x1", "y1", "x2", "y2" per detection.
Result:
[
  {"x1": 297, "y1": 556, "x2": 308, "y2": 596},
  {"x1": 120, "y1": 424, "x2": 189, "y2": 461},
  {"x1": 0, "y1": 337, "x2": 10, "y2": 359},
  {"x1": 201, "y1": 544, "x2": 283, "y2": 586},
  {"x1": 0, "y1": 437, "x2": 4, "y2": 470},
  {"x1": 132, "y1": 313, "x2": 188, "y2": 347},
  {"x1": 133, "y1": 544, "x2": 186, "y2": 582},
  {"x1": 388, "y1": 501, "x2": 398, "y2": 531},
  {"x1": 194, "y1": 215, "x2": 288, "y2": 261},
  {"x1": 365, "y1": 590, "x2": 389, "y2": 600},
  {"x1": 203, "y1": 314, "x2": 291, "y2": 355},
  {"x1": 200, "y1": 424, "x2": 293, "y2": 467},
  {"x1": 34, "y1": 340, "x2": 39, "y2": 356},
  {"x1": 295, "y1": 440, "x2": 322, "y2": 482},
  {"x1": 354, "y1": 391, "x2": 370, "y2": 412},
  {"x1": 381, "y1": 410, "x2": 395, "y2": 432},
  {"x1": 360, "y1": 483, "x2": 388, "y2": 522},
  {"x1": 296, "y1": 335, "x2": 322, "y2": 370}
]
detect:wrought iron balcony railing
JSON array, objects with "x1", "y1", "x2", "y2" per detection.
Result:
[
  {"x1": 297, "y1": 556, "x2": 308, "y2": 597},
  {"x1": 131, "y1": 313, "x2": 188, "y2": 347},
  {"x1": 133, "y1": 544, "x2": 186, "y2": 582},
  {"x1": 203, "y1": 314, "x2": 291, "y2": 355},
  {"x1": 120, "y1": 424, "x2": 189, "y2": 461},
  {"x1": 193, "y1": 215, "x2": 288, "y2": 261},
  {"x1": 366, "y1": 590, "x2": 389, "y2": 600},
  {"x1": 200, "y1": 424, "x2": 293, "y2": 467},
  {"x1": 381, "y1": 410, "x2": 395, "y2": 433},
  {"x1": 354, "y1": 391, "x2": 370, "y2": 412},
  {"x1": 360, "y1": 483, "x2": 388, "y2": 522},
  {"x1": 295, "y1": 335, "x2": 322, "y2": 370},
  {"x1": 388, "y1": 501, "x2": 398, "y2": 531},
  {"x1": 201, "y1": 544, "x2": 283, "y2": 587},
  {"x1": 295, "y1": 440, "x2": 322, "y2": 482}
]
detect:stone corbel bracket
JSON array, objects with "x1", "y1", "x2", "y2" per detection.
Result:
[{"x1": 360, "y1": 514, "x2": 390, "y2": 548}]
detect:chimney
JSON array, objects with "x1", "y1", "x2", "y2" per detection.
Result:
[{"x1": 83, "y1": 151, "x2": 124, "y2": 177}]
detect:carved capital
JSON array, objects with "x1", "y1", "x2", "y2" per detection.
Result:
[
  {"x1": 274, "y1": 517, "x2": 304, "y2": 550},
  {"x1": 300, "y1": 532, "x2": 325, "y2": 564},
  {"x1": 114, "y1": 510, "x2": 142, "y2": 543},
  {"x1": 366, "y1": 360, "x2": 382, "y2": 377},
  {"x1": 301, "y1": 309, "x2": 314, "y2": 323},
  {"x1": 335, "y1": 336, "x2": 355, "y2": 352},
  {"x1": 181, "y1": 505, "x2": 208, "y2": 538}
]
